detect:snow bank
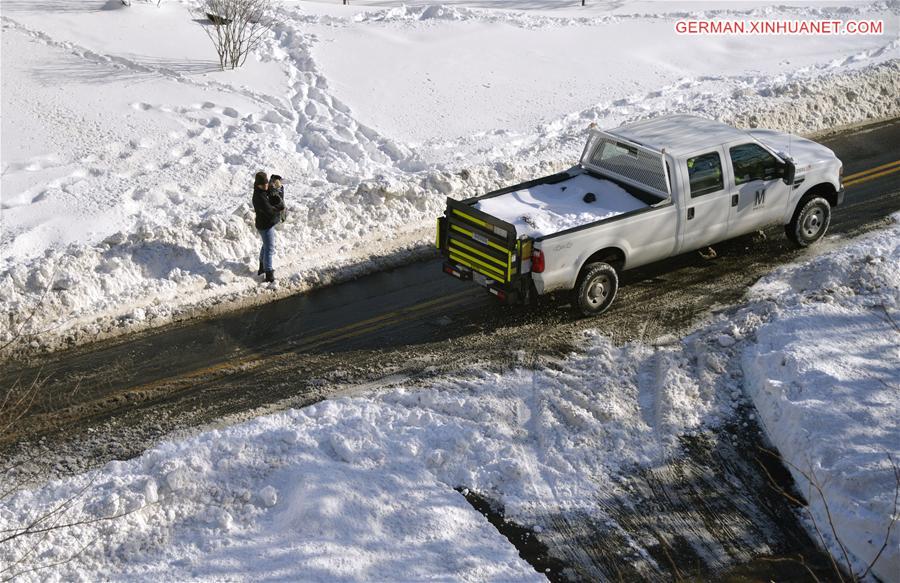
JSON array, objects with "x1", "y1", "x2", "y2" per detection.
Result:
[
  {"x1": 0, "y1": 411, "x2": 541, "y2": 582},
  {"x1": 0, "y1": 328, "x2": 742, "y2": 580},
  {"x1": 2, "y1": 1, "x2": 899, "y2": 357},
  {"x1": 742, "y1": 217, "x2": 900, "y2": 580}
]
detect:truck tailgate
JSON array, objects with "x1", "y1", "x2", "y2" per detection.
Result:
[{"x1": 438, "y1": 198, "x2": 521, "y2": 286}]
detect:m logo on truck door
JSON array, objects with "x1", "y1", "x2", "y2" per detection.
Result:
[{"x1": 754, "y1": 189, "x2": 766, "y2": 208}]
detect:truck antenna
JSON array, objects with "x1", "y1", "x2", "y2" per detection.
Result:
[{"x1": 787, "y1": 128, "x2": 793, "y2": 160}]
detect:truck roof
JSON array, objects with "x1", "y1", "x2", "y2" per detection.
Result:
[{"x1": 606, "y1": 115, "x2": 753, "y2": 157}]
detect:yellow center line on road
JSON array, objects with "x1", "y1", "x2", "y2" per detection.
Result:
[
  {"x1": 286, "y1": 288, "x2": 476, "y2": 352},
  {"x1": 844, "y1": 164, "x2": 900, "y2": 187},
  {"x1": 291, "y1": 293, "x2": 478, "y2": 354},
  {"x1": 843, "y1": 159, "x2": 900, "y2": 182},
  {"x1": 112, "y1": 288, "x2": 481, "y2": 395}
]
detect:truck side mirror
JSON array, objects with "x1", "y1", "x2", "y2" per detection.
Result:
[{"x1": 782, "y1": 159, "x2": 795, "y2": 186}]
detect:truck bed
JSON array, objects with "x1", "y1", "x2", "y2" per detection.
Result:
[{"x1": 473, "y1": 172, "x2": 650, "y2": 238}]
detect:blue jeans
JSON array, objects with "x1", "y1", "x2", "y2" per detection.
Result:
[{"x1": 258, "y1": 226, "x2": 276, "y2": 271}]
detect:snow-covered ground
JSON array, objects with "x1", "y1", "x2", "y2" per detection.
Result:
[
  {"x1": 2, "y1": 215, "x2": 897, "y2": 581},
  {"x1": 2, "y1": 0, "x2": 898, "y2": 354},
  {"x1": 743, "y1": 222, "x2": 900, "y2": 579}
]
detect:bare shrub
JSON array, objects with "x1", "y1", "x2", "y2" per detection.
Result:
[
  {"x1": 195, "y1": 0, "x2": 276, "y2": 71},
  {"x1": 0, "y1": 295, "x2": 148, "y2": 579},
  {"x1": 756, "y1": 446, "x2": 900, "y2": 582}
]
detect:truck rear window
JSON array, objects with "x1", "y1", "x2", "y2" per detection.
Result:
[
  {"x1": 584, "y1": 137, "x2": 670, "y2": 197},
  {"x1": 687, "y1": 152, "x2": 724, "y2": 197}
]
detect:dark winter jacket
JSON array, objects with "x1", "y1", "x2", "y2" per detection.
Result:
[
  {"x1": 253, "y1": 186, "x2": 284, "y2": 230},
  {"x1": 269, "y1": 184, "x2": 286, "y2": 222},
  {"x1": 269, "y1": 184, "x2": 284, "y2": 202}
]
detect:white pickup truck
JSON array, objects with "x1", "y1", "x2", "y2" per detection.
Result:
[{"x1": 436, "y1": 115, "x2": 844, "y2": 315}]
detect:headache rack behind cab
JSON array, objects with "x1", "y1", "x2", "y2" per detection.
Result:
[
  {"x1": 580, "y1": 129, "x2": 672, "y2": 199},
  {"x1": 436, "y1": 198, "x2": 531, "y2": 301}
]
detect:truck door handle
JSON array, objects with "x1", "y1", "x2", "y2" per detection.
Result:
[
  {"x1": 687, "y1": 207, "x2": 695, "y2": 220},
  {"x1": 731, "y1": 194, "x2": 739, "y2": 207}
]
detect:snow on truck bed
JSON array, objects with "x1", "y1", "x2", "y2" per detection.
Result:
[{"x1": 473, "y1": 173, "x2": 648, "y2": 238}]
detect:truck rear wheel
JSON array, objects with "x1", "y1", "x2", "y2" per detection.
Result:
[
  {"x1": 574, "y1": 262, "x2": 618, "y2": 317},
  {"x1": 786, "y1": 196, "x2": 831, "y2": 248}
]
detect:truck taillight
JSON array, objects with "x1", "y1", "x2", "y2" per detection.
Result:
[{"x1": 532, "y1": 249, "x2": 545, "y2": 273}]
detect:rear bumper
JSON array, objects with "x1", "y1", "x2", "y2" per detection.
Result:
[{"x1": 442, "y1": 261, "x2": 522, "y2": 303}]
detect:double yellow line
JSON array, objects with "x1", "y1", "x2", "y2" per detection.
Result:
[
  {"x1": 115, "y1": 288, "x2": 479, "y2": 397},
  {"x1": 843, "y1": 159, "x2": 900, "y2": 187},
  {"x1": 288, "y1": 288, "x2": 475, "y2": 352}
]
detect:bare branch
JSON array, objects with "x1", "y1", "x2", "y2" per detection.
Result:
[
  {"x1": 0, "y1": 265, "x2": 58, "y2": 355},
  {"x1": 775, "y1": 451, "x2": 854, "y2": 579},
  {"x1": 858, "y1": 453, "x2": 900, "y2": 579},
  {"x1": 757, "y1": 446, "x2": 900, "y2": 582},
  {"x1": 757, "y1": 554, "x2": 821, "y2": 583},
  {"x1": 1, "y1": 537, "x2": 96, "y2": 583},
  {"x1": 756, "y1": 447, "x2": 846, "y2": 582},
  {"x1": 877, "y1": 304, "x2": 900, "y2": 333},
  {"x1": 0, "y1": 501, "x2": 150, "y2": 545}
]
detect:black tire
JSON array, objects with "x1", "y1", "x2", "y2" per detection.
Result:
[
  {"x1": 574, "y1": 262, "x2": 618, "y2": 317},
  {"x1": 522, "y1": 280, "x2": 540, "y2": 307},
  {"x1": 786, "y1": 196, "x2": 831, "y2": 248}
]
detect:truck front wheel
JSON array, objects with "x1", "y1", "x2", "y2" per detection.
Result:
[
  {"x1": 574, "y1": 262, "x2": 618, "y2": 317},
  {"x1": 786, "y1": 196, "x2": 831, "y2": 247}
]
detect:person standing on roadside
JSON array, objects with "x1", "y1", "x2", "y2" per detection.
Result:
[{"x1": 252, "y1": 171, "x2": 284, "y2": 283}]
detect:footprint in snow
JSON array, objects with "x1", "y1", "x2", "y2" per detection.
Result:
[
  {"x1": 130, "y1": 137, "x2": 154, "y2": 149},
  {"x1": 263, "y1": 110, "x2": 287, "y2": 123}
]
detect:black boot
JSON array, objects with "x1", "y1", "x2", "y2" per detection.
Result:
[
  {"x1": 265, "y1": 270, "x2": 275, "y2": 283},
  {"x1": 258, "y1": 261, "x2": 265, "y2": 276}
]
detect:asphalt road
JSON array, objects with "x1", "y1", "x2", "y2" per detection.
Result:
[{"x1": 2, "y1": 117, "x2": 899, "y2": 581}]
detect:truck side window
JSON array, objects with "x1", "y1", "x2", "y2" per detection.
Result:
[
  {"x1": 687, "y1": 152, "x2": 723, "y2": 197},
  {"x1": 730, "y1": 143, "x2": 779, "y2": 185}
]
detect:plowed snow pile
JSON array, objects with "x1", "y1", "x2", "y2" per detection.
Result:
[
  {"x1": 2, "y1": 0, "x2": 899, "y2": 353},
  {"x1": 2, "y1": 215, "x2": 897, "y2": 581}
]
